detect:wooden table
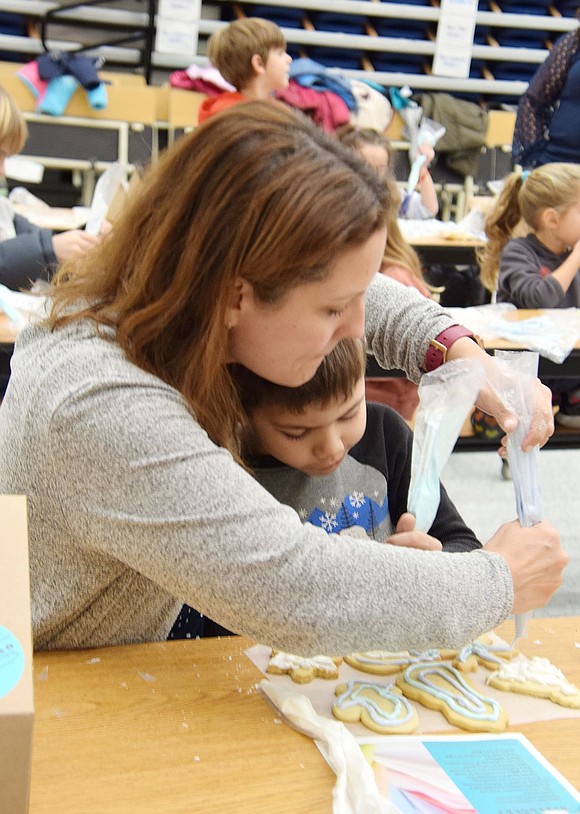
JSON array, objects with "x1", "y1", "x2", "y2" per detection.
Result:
[
  {"x1": 409, "y1": 234, "x2": 485, "y2": 267},
  {"x1": 30, "y1": 617, "x2": 580, "y2": 813}
]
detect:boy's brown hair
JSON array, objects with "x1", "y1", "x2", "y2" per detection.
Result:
[
  {"x1": 207, "y1": 18, "x2": 286, "y2": 90},
  {"x1": 233, "y1": 337, "x2": 367, "y2": 416}
]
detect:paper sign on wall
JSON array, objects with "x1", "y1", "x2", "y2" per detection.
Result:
[
  {"x1": 155, "y1": 0, "x2": 200, "y2": 57},
  {"x1": 432, "y1": 0, "x2": 478, "y2": 79}
]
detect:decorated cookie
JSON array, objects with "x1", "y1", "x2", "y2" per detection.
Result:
[
  {"x1": 396, "y1": 661, "x2": 508, "y2": 733},
  {"x1": 332, "y1": 679, "x2": 419, "y2": 734},
  {"x1": 453, "y1": 633, "x2": 519, "y2": 673},
  {"x1": 344, "y1": 647, "x2": 456, "y2": 676},
  {"x1": 266, "y1": 650, "x2": 342, "y2": 683},
  {"x1": 487, "y1": 656, "x2": 580, "y2": 709}
]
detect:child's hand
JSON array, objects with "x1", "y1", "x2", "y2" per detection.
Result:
[
  {"x1": 385, "y1": 512, "x2": 442, "y2": 550},
  {"x1": 418, "y1": 143, "x2": 435, "y2": 166},
  {"x1": 52, "y1": 229, "x2": 100, "y2": 261}
]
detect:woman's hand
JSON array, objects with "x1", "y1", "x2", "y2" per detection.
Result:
[
  {"x1": 476, "y1": 376, "x2": 554, "y2": 451},
  {"x1": 385, "y1": 512, "x2": 442, "y2": 551},
  {"x1": 447, "y1": 336, "x2": 554, "y2": 450},
  {"x1": 484, "y1": 520, "x2": 567, "y2": 613}
]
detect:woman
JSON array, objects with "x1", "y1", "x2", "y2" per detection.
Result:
[
  {"x1": 0, "y1": 103, "x2": 564, "y2": 653},
  {"x1": 512, "y1": 20, "x2": 580, "y2": 169}
]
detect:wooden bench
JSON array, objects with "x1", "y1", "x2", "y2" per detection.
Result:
[{"x1": 0, "y1": 61, "x2": 158, "y2": 203}]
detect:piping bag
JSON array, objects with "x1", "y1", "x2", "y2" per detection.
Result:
[
  {"x1": 494, "y1": 351, "x2": 543, "y2": 645},
  {"x1": 408, "y1": 358, "x2": 484, "y2": 533},
  {"x1": 400, "y1": 119, "x2": 446, "y2": 216},
  {"x1": 259, "y1": 680, "x2": 395, "y2": 814}
]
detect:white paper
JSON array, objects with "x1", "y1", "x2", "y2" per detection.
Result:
[{"x1": 432, "y1": 0, "x2": 478, "y2": 78}]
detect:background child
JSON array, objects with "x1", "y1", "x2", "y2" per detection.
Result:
[
  {"x1": 233, "y1": 337, "x2": 482, "y2": 553},
  {"x1": 337, "y1": 125, "x2": 434, "y2": 420},
  {"x1": 479, "y1": 162, "x2": 580, "y2": 428},
  {"x1": 0, "y1": 85, "x2": 101, "y2": 291},
  {"x1": 336, "y1": 124, "x2": 439, "y2": 219},
  {"x1": 199, "y1": 18, "x2": 292, "y2": 123}
]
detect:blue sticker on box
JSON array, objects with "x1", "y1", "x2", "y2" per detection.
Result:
[{"x1": 0, "y1": 625, "x2": 25, "y2": 699}]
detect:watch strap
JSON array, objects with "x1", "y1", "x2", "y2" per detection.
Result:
[{"x1": 425, "y1": 325, "x2": 478, "y2": 372}]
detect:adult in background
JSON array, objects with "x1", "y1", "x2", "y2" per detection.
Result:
[{"x1": 512, "y1": 18, "x2": 580, "y2": 169}]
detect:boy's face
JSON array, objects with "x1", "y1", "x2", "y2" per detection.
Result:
[
  {"x1": 264, "y1": 46, "x2": 292, "y2": 92},
  {"x1": 249, "y1": 377, "x2": 367, "y2": 477}
]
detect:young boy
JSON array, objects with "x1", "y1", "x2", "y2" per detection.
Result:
[
  {"x1": 0, "y1": 85, "x2": 101, "y2": 292},
  {"x1": 233, "y1": 337, "x2": 480, "y2": 553},
  {"x1": 169, "y1": 337, "x2": 480, "y2": 641},
  {"x1": 198, "y1": 18, "x2": 292, "y2": 123}
]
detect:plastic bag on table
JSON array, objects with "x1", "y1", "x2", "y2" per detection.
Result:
[
  {"x1": 84, "y1": 162, "x2": 127, "y2": 236},
  {"x1": 408, "y1": 358, "x2": 485, "y2": 532}
]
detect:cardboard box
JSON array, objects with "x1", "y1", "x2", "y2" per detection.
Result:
[{"x1": 0, "y1": 496, "x2": 33, "y2": 814}]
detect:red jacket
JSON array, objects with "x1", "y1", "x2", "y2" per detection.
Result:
[{"x1": 198, "y1": 91, "x2": 246, "y2": 123}]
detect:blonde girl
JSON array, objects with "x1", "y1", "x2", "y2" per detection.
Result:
[
  {"x1": 479, "y1": 163, "x2": 580, "y2": 304},
  {"x1": 479, "y1": 162, "x2": 580, "y2": 427}
]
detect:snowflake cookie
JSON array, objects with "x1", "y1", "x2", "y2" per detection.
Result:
[{"x1": 266, "y1": 650, "x2": 342, "y2": 683}]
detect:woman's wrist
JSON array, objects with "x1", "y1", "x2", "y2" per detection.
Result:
[{"x1": 424, "y1": 327, "x2": 482, "y2": 371}]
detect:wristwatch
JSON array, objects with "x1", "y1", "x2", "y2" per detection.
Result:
[{"x1": 424, "y1": 325, "x2": 482, "y2": 372}]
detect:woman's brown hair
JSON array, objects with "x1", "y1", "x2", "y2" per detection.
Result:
[
  {"x1": 49, "y1": 102, "x2": 389, "y2": 462},
  {"x1": 479, "y1": 162, "x2": 580, "y2": 293}
]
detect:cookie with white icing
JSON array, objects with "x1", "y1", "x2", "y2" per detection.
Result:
[
  {"x1": 487, "y1": 656, "x2": 580, "y2": 709},
  {"x1": 266, "y1": 650, "x2": 342, "y2": 683},
  {"x1": 396, "y1": 661, "x2": 508, "y2": 733},
  {"x1": 332, "y1": 679, "x2": 419, "y2": 734},
  {"x1": 344, "y1": 647, "x2": 456, "y2": 676},
  {"x1": 453, "y1": 633, "x2": 519, "y2": 673}
]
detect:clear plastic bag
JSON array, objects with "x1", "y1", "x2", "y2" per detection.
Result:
[
  {"x1": 408, "y1": 359, "x2": 484, "y2": 532},
  {"x1": 406, "y1": 118, "x2": 446, "y2": 196},
  {"x1": 84, "y1": 162, "x2": 127, "y2": 236},
  {"x1": 494, "y1": 350, "x2": 543, "y2": 528},
  {"x1": 493, "y1": 350, "x2": 543, "y2": 642}
]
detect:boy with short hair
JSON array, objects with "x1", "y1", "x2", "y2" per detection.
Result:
[
  {"x1": 233, "y1": 337, "x2": 481, "y2": 552},
  {"x1": 198, "y1": 18, "x2": 292, "y2": 123}
]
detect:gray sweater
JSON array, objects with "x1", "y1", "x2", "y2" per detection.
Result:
[
  {"x1": 0, "y1": 274, "x2": 513, "y2": 652},
  {"x1": 498, "y1": 234, "x2": 580, "y2": 309}
]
